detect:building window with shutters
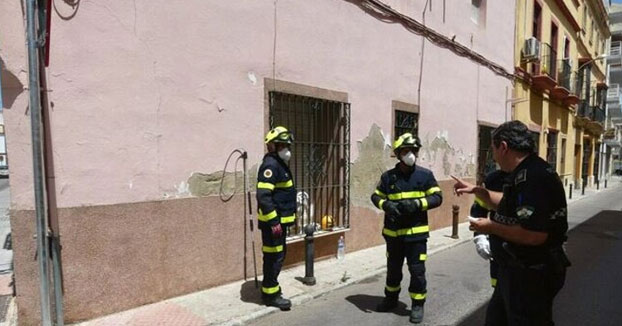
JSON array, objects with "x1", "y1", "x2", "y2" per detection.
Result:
[{"x1": 268, "y1": 91, "x2": 351, "y2": 237}]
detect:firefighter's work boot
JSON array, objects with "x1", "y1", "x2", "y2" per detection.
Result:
[
  {"x1": 263, "y1": 295, "x2": 292, "y2": 310},
  {"x1": 410, "y1": 305, "x2": 424, "y2": 324},
  {"x1": 376, "y1": 297, "x2": 399, "y2": 312}
]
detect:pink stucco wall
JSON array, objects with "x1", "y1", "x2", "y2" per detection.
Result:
[
  {"x1": 1, "y1": 1, "x2": 515, "y2": 323},
  {"x1": 1, "y1": 0, "x2": 514, "y2": 210}
]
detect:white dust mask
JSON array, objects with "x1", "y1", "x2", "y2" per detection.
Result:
[
  {"x1": 401, "y1": 152, "x2": 416, "y2": 167},
  {"x1": 278, "y1": 148, "x2": 291, "y2": 162}
]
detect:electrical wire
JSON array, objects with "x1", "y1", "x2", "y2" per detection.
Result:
[
  {"x1": 219, "y1": 148, "x2": 247, "y2": 202},
  {"x1": 358, "y1": 0, "x2": 520, "y2": 82}
]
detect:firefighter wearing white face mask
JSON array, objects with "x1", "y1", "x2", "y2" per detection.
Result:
[
  {"x1": 256, "y1": 126, "x2": 296, "y2": 310},
  {"x1": 370, "y1": 133, "x2": 443, "y2": 324}
]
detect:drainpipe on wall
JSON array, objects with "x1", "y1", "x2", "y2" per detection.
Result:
[{"x1": 25, "y1": 0, "x2": 53, "y2": 325}]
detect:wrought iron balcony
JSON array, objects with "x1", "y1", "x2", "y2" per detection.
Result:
[
  {"x1": 532, "y1": 43, "x2": 558, "y2": 91},
  {"x1": 609, "y1": 41, "x2": 622, "y2": 66}
]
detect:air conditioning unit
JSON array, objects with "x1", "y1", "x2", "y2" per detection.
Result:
[{"x1": 522, "y1": 37, "x2": 541, "y2": 62}]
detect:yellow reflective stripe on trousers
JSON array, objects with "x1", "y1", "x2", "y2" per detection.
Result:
[
  {"x1": 382, "y1": 225, "x2": 430, "y2": 237},
  {"x1": 425, "y1": 186, "x2": 442, "y2": 195},
  {"x1": 385, "y1": 285, "x2": 401, "y2": 292},
  {"x1": 375, "y1": 189, "x2": 387, "y2": 198},
  {"x1": 262, "y1": 245, "x2": 284, "y2": 253},
  {"x1": 378, "y1": 199, "x2": 386, "y2": 210},
  {"x1": 257, "y1": 182, "x2": 275, "y2": 190},
  {"x1": 275, "y1": 180, "x2": 293, "y2": 188},
  {"x1": 410, "y1": 293, "x2": 426, "y2": 300},
  {"x1": 262, "y1": 285, "x2": 280, "y2": 294},
  {"x1": 491, "y1": 278, "x2": 497, "y2": 287},
  {"x1": 474, "y1": 197, "x2": 492, "y2": 210},
  {"x1": 387, "y1": 191, "x2": 426, "y2": 200},
  {"x1": 258, "y1": 209, "x2": 278, "y2": 222},
  {"x1": 419, "y1": 254, "x2": 427, "y2": 261},
  {"x1": 420, "y1": 198, "x2": 428, "y2": 211},
  {"x1": 280, "y1": 215, "x2": 295, "y2": 224}
]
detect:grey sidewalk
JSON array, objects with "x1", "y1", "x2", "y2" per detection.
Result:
[{"x1": 33, "y1": 177, "x2": 622, "y2": 326}]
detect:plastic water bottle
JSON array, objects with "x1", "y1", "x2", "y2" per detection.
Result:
[{"x1": 337, "y1": 236, "x2": 345, "y2": 260}]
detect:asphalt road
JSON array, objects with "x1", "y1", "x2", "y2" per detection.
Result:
[{"x1": 249, "y1": 181, "x2": 622, "y2": 326}]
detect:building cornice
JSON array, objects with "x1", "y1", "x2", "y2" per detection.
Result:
[{"x1": 554, "y1": 0, "x2": 581, "y2": 32}]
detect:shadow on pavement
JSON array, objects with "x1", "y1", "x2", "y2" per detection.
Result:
[
  {"x1": 345, "y1": 294, "x2": 410, "y2": 316},
  {"x1": 455, "y1": 302, "x2": 487, "y2": 326},
  {"x1": 240, "y1": 280, "x2": 264, "y2": 305},
  {"x1": 455, "y1": 210, "x2": 622, "y2": 325}
]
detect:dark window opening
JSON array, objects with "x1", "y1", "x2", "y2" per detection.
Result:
[
  {"x1": 547, "y1": 131, "x2": 558, "y2": 172},
  {"x1": 533, "y1": 1, "x2": 542, "y2": 40},
  {"x1": 394, "y1": 110, "x2": 419, "y2": 140}
]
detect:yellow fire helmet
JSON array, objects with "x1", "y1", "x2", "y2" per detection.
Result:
[
  {"x1": 392, "y1": 132, "x2": 421, "y2": 154},
  {"x1": 264, "y1": 126, "x2": 294, "y2": 144}
]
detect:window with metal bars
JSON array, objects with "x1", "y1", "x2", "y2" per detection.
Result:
[
  {"x1": 547, "y1": 131, "x2": 558, "y2": 172},
  {"x1": 268, "y1": 92, "x2": 351, "y2": 237},
  {"x1": 394, "y1": 110, "x2": 419, "y2": 140},
  {"x1": 477, "y1": 125, "x2": 496, "y2": 184}
]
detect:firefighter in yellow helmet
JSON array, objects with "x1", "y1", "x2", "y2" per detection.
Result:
[
  {"x1": 370, "y1": 133, "x2": 443, "y2": 324},
  {"x1": 256, "y1": 126, "x2": 296, "y2": 310}
]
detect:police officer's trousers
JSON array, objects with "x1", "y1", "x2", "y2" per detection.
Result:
[
  {"x1": 384, "y1": 238, "x2": 427, "y2": 306},
  {"x1": 260, "y1": 227, "x2": 287, "y2": 298},
  {"x1": 485, "y1": 264, "x2": 566, "y2": 326}
]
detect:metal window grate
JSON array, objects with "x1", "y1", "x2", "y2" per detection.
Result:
[
  {"x1": 269, "y1": 92, "x2": 351, "y2": 237},
  {"x1": 394, "y1": 110, "x2": 419, "y2": 140},
  {"x1": 477, "y1": 125, "x2": 496, "y2": 184}
]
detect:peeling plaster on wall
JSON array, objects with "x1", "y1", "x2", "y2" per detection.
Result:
[
  {"x1": 350, "y1": 124, "x2": 395, "y2": 209},
  {"x1": 185, "y1": 165, "x2": 258, "y2": 198},
  {"x1": 419, "y1": 131, "x2": 475, "y2": 179}
]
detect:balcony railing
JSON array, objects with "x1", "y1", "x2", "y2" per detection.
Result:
[
  {"x1": 608, "y1": 84, "x2": 621, "y2": 103},
  {"x1": 579, "y1": 100, "x2": 593, "y2": 119},
  {"x1": 557, "y1": 59, "x2": 572, "y2": 90},
  {"x1": 593, "y1": 106, "x2": 605, "y2": 124},
  {"x1": 610, "y1": 41, "x2": 621, "y2": 57},
  {"x1": 538, "y1": 43, "x2": 557, "y2": 80}
]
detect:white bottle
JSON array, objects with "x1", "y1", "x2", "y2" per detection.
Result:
[{"x1": 337, "y1": 235, "x2": 345, "y2": 260}]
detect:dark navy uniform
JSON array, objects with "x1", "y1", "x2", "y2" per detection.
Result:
[
  {"x1": 371, "y1": 163, "x2": 443, "y2": 306},
  {"x1": 256, "y1": 152, "x2": 296, "y2": 299},
  {"x1": 486, "y1": 154, "x2": 570, "y2": 326},
  {"x1": 470, "y1": 170, "x2": 508, "y2": 288}
]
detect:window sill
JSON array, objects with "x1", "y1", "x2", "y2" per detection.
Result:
[{"x1": 286, "y1": 227, "x2": 350, "y2": 244}]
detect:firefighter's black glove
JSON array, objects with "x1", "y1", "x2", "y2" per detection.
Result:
[
  {"x1": 382, "y1": 200, "x2": 402, "y2": 216},
  {"x1": 398, "y1": 199, "x2": 422, "y2": 214}
]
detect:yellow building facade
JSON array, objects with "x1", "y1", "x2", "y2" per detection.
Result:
[{"x1": 513, "y1": 0, "x2": 609, "y2": 191}]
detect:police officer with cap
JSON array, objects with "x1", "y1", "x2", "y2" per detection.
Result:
[
  {"x1": 371, "y1": 133, "x2": 443, "y2": 324},
  {"x1": 256, "y1": 126, "x2": 297, "y2": 310},
  {"x1": 453, "y1": 120, "x2": 570, "y2": 325}
]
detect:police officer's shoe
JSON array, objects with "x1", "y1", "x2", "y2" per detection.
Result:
[
  {"x1": 376, "y1": 297, "x2": 398, "y2": 312},
  {"x1": 410, "y1": 305, "x2": 424, "y2": 324},
  {"x1": 263, "y1": 295, "x2": 292, "y2": 311}
]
